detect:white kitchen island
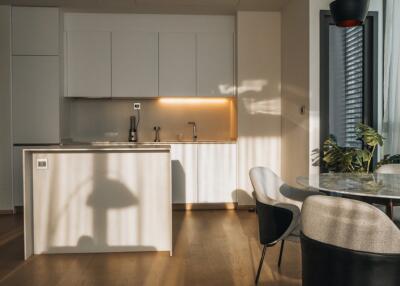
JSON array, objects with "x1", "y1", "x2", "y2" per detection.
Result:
[{"x1": 23, "y1": 145, "x2": 172, "y2": 259}]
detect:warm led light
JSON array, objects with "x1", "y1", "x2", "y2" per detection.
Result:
[{"x1": 159, "y1": 98, "x2": 229, "y2": 105}]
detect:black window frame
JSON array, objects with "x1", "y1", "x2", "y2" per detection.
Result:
[{"x1": 319, "y1": 10, "x2": 379, "y2": 167}]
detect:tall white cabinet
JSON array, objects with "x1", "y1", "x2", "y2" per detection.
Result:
[
  {"x1": 12, "y1": 7, "x2": 59, "y2": 55},
  {"x1": 12, "y1": 56, "x2": 60, "y2": 144},
  {"x1": 11, "y1": 6, "x2": 61, "y2": 207},
  {"x1": 0, "y1": 6, "x2": 12, "y2": 211}
]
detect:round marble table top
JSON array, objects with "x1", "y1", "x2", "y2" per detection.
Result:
[{"x1": 297, "y1": 173, "x2": 400, "y2": 200}]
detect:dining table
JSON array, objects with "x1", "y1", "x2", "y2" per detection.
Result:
[{"x1": 297, "y1": 172, "x2": 400, "y2": 220}]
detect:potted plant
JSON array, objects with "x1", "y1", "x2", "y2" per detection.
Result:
[{"x1": 313, "y1": 123, "x2": 399, "y2": 174}]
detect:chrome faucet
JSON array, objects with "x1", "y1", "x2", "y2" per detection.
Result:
[
  {"x1": 153, "y1": 126, "x2": 161, "y2": 142},
  {"x1": 188, "y1": 122, "x2": 197, "y2": 141}
]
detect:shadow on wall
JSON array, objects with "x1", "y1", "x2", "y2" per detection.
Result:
[{"x1": 233, "y1": 79, "x2": 283, "y2": 205}]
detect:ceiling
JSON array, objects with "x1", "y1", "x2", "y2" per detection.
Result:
[{"x1": 0, "y1": 0, "x2": 291, "y2": 14}]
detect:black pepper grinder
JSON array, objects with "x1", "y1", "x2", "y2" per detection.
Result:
[{"x1": 129, "y1": 116, "x2": 138, "y2": 142}]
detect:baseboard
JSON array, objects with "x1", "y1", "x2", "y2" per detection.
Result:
[
  {"x1": 236, "y1": 204, "x2": 256, "y2": 210},
  {"x1": 0, "y1": 206, "x2": 23, "y2": 215},
  {"x1": 173, "y1": 203, "x2": 238, "y2": 210}
]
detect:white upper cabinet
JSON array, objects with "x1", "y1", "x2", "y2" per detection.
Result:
[
  {"x1": 197, "y1": 33, "x2": 234, "y2": 97},
  {"x1": 112, "y1": 32, "x2": 158, "y2": 98},
  {"x1": 159, "y1": 33, "x2": 196, "y2": 97},
  {"x1": 197, "y1": 144, "x2": 237, "y2": 203},
  {"x1": 66, "y1": 31, "x2": 111, "y2": 98},
  {"x1": 12, "y1": 56, "x2": 60, "y2": 144},
  {"x1": 63, "y1": 14, "x2": 235, "y2": 98},
  {"x1": 12, "y1": 7, "x2": 59, "y2": 55}
]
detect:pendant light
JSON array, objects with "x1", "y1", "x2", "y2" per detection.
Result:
[{"x1": 330, "y1": 0, "x2": 370, "y2": 27}]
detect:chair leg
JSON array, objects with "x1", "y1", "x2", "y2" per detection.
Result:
[
  {"x1": 255, "y1": 245, "x2": 267, "y2": 285},
  {"x1": 278, "y1": 240, "x2": 285, "y2": 268}
]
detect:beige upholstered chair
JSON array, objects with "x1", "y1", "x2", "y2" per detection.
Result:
[
  {"x1": 375, "y1": 164, "x2": 400, "y2": 222},
  {"x1": 301, "y1": 195, "x2": 400, "y2": 286},
  {"x1": 375, "y1": 164, "x2": 400, "y2": 174}
]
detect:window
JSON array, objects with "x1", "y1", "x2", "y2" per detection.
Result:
[{"x1": 320, "y1": 11, "x2": 378, "y2": 152}]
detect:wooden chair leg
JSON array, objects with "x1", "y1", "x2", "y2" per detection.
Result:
[
  {"x1": 278, "y1": 240, "x2": 285, "y2": 268},
  {"x1": 255, "y1": 245, "x2": 267, "y2": 285}
]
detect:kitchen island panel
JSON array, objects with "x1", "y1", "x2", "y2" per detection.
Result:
[{"x1": 24, "y1": 149, "x2": 171, "y2": 258}]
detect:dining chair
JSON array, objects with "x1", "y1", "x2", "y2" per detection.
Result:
[
  {"x1": 375, "y1": 164, "x2": 400, "y2": 222},
  {"x1": 249, "y1": 167, "x2": 319, "y2": 284},
  {"x1": 301, "y1": 195, "x2": 400, "y2": 286},
  {"x1": 375, "y1": 164, "x2": 400, "y2": 174}
]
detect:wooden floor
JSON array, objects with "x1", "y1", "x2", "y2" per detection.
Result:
[{"x1": 0, "y1": 210, "x2": 301, "y2": 286}]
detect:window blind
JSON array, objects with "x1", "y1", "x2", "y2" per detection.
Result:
[{"x1": 344, "y1": 26, "x2": 364, "y2": 148}]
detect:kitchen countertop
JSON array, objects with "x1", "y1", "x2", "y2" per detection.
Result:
[
  {"x1": 23, "y1": 144, "x2": 171, "y2": 152},
  {"x1": 61, "y1": 140, "x2": 237, "y2": 146}
]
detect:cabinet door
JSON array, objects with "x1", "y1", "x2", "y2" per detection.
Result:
[
  {"x1": 197, "y1": 33, "x2": 234, "y2": 97},
  {"x1": 12, "y1": 56, "x2": 60, "y2": 144},
  {"x1": 66, "y1": 31, "x2": 111, "y2": 98},
  {"x1": 12, "y1": 7, "x2": 59, "y2": 55},
  {"x1": 112, "y1": 32, "x2": 158, "y2": 98},
  {"x1": 171, "y1": 144, "x2": 198, "y2": 203},
  {"x1": 159, "y1": 33, "x2": 196, "y2": 97},
  {"x1": 197, "y1": 144, "x2": 237, "y2": 203}
]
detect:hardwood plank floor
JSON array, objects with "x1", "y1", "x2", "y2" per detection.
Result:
[
  {"x1": 0, "y1": 210, "x2": 301, "y2": 286},
  {"x1": 0, "y1": 214, "x2": 23, "y2": 247}
]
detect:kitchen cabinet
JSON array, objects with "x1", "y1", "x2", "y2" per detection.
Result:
[
  {"x1": 112, "y1": 32, "x2": 158, "y2": 98},
  {"x1": 12, "y1": 56, "x2": 60, "y2": 144},
  {"x1": 171, "y1": 144, "x2": 198, "y2": 203},
  {"x1": 197, "y1": 144, "x2": 237, "y2": 203},
  {"x1": 159, "y1": 33, "x2": 196, "y2": 97},
  {"x1": 197, "y1": 33, "x2": 234, "y2": 97},
  {"x1": 0, "y1": 6, "x2": 12, "y2": 211},
  {"x1": 171, "y1": 143, "x2": 237, "y2": 204},
  {"x1": 12, "y1": 7, "x2": 59, "y2": 55},
  {"x1": 66, "y1": 31, "x2": 111, "y2": 98}
]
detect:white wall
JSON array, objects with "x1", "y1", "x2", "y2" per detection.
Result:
[
  {"x1": 309, "y1": 0, "x2": 384, "y2": 175},
  {"x1": 281, "y1": 0, "x2": 310, "y2": 185},
  {"x1": 236, "y1": 11, "x2": 282, "y2": 205},
  {"x1": 0, "y1": 6, "x2": 13, "y2": 211}
]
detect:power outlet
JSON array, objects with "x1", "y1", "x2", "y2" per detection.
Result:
[
  {"x1": 133, "y1": 103, "x2": 141, "y2": 110},
  {"x1": 37, "y1": 158, "x2": 48, "y2": 170}
]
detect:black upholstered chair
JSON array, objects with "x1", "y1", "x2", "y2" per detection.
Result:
[
  {"x1": 301, "y1": 195, "x2": 400, "y2": 286},
  {"x1": 249, "y1": 167, "x2": 319, "y2": 284},
  {"x1": 253, "y1": 199, "x2": 295, "y2": 284}
]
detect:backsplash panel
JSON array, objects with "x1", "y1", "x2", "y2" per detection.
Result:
[{"x1": 66, "y1": 98, "x2": 237, "y2": 142}]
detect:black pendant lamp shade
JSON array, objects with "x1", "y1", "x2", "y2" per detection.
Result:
[{"x1": 330, "y1": 0, "x2": 370, "y2": 27}]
